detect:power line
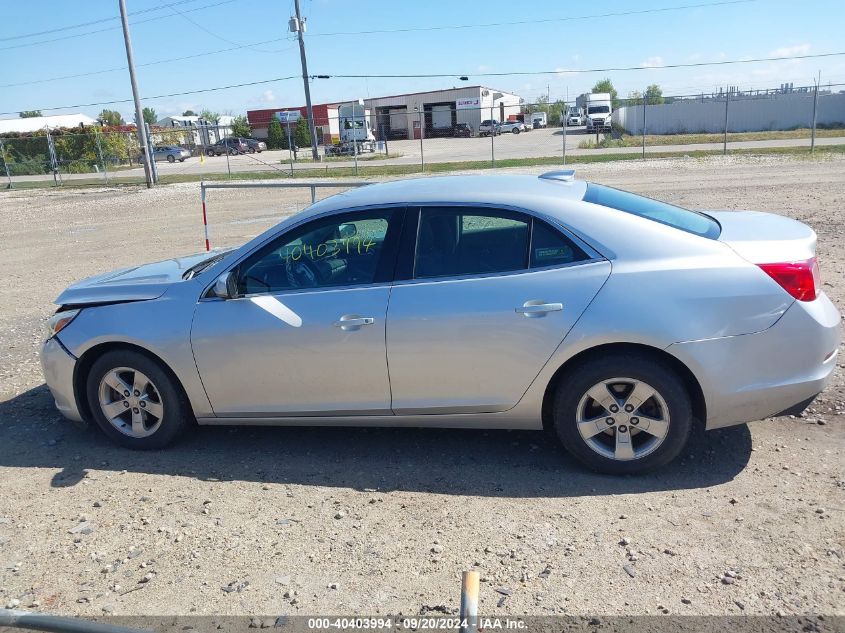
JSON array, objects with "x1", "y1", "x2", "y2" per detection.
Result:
[
  {"x1": 309, "y1": 0, "x2": 757, "y2": 37},
  {"x1": 0, "y1": 38, "x2": 296, "y2": 89},
  {"x1": 0, "y1": 0, "x2": 238, "y2": 52},
  {"x1": 318, "y1": 51, "x2": 845, "y2": 79},
  {"x1": 0, "y1": 76, "x2": 301, "y2": 117},
  {"x1": 155, "y1": 0, "x2": 283, "y2": 54},
  {"x1": 3, "y1": 50, "x2": 842, "y2": 117},
  {"x1": 0, "y1": 0, "x2": 213, "y2": 42}
]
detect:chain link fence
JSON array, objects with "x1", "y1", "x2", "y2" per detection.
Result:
[{"x1": 2, "y1": 83, "x2": 843, "y2": 188}]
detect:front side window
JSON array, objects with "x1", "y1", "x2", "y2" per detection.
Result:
[
  {"x1": 237, "y1": 210, "x2": 398, "y2": 294},
  {"x1": 583, "y1": 183, "x2": 721, "y2": 239}
]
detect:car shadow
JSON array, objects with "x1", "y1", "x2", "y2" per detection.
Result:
[{"x1": 0, "y1": 385, "x2": 752, "y2": 497}]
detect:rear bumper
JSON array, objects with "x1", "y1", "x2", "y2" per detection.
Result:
[
  {"x1": 39, "y1": 336, "x2": 83, "y2": 423},
  {"x1": 668, "y1": 293, "x2": 841, "y2": 430}
]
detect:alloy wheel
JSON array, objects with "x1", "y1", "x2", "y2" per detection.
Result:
[
  {"x1": 97, "y1": 367, "x2": 164, "y2": 438},
  {"x1": 575, "y1": 377, "x2": 670, "y2": 461}
]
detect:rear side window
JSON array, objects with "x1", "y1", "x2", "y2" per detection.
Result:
[
  {"x1": 413, "y1": 209, "x2": 591, "y2": 279},
  {"x1": 530, "y1": 219, "x2": 588, "y2": 268},
  {"x1": 583, "y1": 184, "x2": 721, "y2": 239},
  {"x1": 416, "y1": 209, "x2": 529, "y2": 278}
]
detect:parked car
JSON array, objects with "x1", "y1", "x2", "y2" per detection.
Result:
[
  {"x1": 41, "y1": 173, "x2": 839, "y2": 474},
  {"x1": 205, "y1": 138, "x2": 248, "y2": 156},
  {"x1": 453, "y1": 123, "x2": 473, "y2": 138},
  {"x1": 500, "y1": 121, "x2": 527, "y2": 134},
  {"x1": 479, "y1": 120, "x2": 501, "y2": 136},
  {"x1": 242, "y1": 138, "x2": 267, "y2": 153},
  {"x1": 567, "y1": 112, "x2": 584, "y2": 126},
  {"x1": 142, "y1": 146, "x2": 191, "y2": 163}
]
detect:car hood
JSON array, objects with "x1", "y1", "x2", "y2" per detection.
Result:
[{"x1": 55, "y1": 252, "x2": 213, "y2": 306}]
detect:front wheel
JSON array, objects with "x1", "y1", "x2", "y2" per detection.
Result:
[
  {"x1": 206, "y1": 148, "x2": 214, "y2": 156},
  {"x1": 86, "y1": 350, "x2": 192, "y2": 449},
  {"x1": 552, "y1": 355, "x2": 692, "y2": 474},
  {"x1": 167, "y1": 155, "x2": 175, "y2": 163},
  {"x1": 512, "y1": 128, "x2": 520, "y2": 134}
]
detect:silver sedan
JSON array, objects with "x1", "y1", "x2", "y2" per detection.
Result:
[{"x1": 40, "y1": 172, "x2": 840, "y2": 474}]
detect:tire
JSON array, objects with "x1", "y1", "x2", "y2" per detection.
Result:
[
  {"x1": 86, "y1": 350, "x2": 192, "y2": 450},
  {"x1": 179, "y1": 158, "x2": 185, "y2": 162},
  {"x1": 552, "y1": 354, "x2": 692, "y2": 474},
  {"x1": 167, "y1": 155, "x2": 175, "y2": 163},
  {"x1": 249, "y1": 147, "x2": 256, "y2": 153},
  {"x1": 512, "y1": 129, "x2": 520, "y2": 134},
  {"x1": 206, "y1": 149, "x2": 214, "y2": 157}
]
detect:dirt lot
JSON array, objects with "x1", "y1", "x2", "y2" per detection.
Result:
[{"x1": 0, "y1": 154, "x2": 843, "y2": 619}]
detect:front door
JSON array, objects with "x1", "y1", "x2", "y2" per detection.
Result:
[
  {"x1": 191, "y1": 208, "x2": 403, "y2": 417},
  {"x1": 386, "y1": 207, "x2": 610, "y2": 414}
]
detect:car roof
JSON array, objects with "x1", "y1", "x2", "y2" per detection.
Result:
[{"x1": 306, "y1": 175, "x2": 588, "y2": 217}]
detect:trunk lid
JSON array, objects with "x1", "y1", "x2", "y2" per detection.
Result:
[
  {"x1": 55, "y1": 252, "x2": 213, "y2": 306},
  {"x1": 707, "y1": 210, "x2": 816, "y2": 263}
]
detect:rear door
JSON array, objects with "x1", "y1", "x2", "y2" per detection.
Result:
[{"x1": 386, "y1": 206, "x2": 610, "y2": 414}]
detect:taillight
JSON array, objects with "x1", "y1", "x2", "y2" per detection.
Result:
[{"x1": 757, "y1": 257, "x2": 820, "y2": 301}]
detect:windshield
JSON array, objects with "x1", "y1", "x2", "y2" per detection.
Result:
[
  {"x1": 588, "y1": 105, "x2": 610, "y2": 114},
  {"x1": 583, "y1": 183, "x2": 721, "y2": 238},
  {"x1": 182, "y1": 250, "x2": 234, "y2": 279}
]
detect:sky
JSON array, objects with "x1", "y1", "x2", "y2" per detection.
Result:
[{"x1": 1, "y1": 0, "x2": 844, "y2": 122}]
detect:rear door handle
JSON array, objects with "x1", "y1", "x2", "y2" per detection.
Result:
[
  {"x1": 515, "y1": 301, "x2": 563, "y2": 317},
  {"x1": 334, "y1": 315, "x2": 375, "y2": 331}
]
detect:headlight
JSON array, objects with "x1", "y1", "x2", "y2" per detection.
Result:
[{"x1": 45, "y1": 309, "x2": 80, "y2": 339}]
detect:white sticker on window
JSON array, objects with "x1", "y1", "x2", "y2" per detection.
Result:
[{"x1": 250, "y1": 295, "x2": 303, "y2": 328}]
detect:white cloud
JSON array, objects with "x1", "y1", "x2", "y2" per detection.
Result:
[
  {"x1": 571, "y1": 54, "x2": 580, "y2": 62},
  {"x1": 769, "y1": 43, "x2": 811, "y2": 58},
  {"x1": 641, "y1": 56, "x2": 664, "y2": 68},
  {"x1": 477, "y1": 64, "x2": 491, "y2": 72},
  {"x1": 260, "y1": 90, "x2": 277, "y2": 103}
]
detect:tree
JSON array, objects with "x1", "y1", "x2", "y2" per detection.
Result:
[
  {"x1": 142, "y1": 107, "x2": 157, "y2": 125},
  {"x1": 267, "y1": 117, "x2": 285, "y2": 150},
  {"x1": 626, "y1": 90, "x2": 643, "y2": 106},
  {"x1": 591, "y1": 78, "x2": 619, "y2": 108},
  {"x1": 182, "y1": 109, "x2": 197, "y2": 116},
  {"x1": 19, "y1": 110, "x2": 42, "y2": 118},
  {"x1": 99, "y1": 109, "x2": 125, "y2": 126},
  {"x1": 231, "y1": 115, "x2": 251, "y2": 138},
  {"x1": 645, "y1": 84, "x2": 665, "y2": 105},
  {"x1": 199, "y1": 109, "x2": 219, "y2": 123},
  {"x1": 293, "y1": 117, "x2": 311, "y2": 148}
]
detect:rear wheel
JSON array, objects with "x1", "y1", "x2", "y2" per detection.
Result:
[
  {"x1": 167, "y1": 155, "x2": 175, "y2": 163},
  {"x1": 206, "y1": 148, "x2": 215, "y2": 156},
  {"x1": 513, "y1": 128, "x2": 520, "y2": 134},
  {"x1": 552, "y1": 355, "x2": 692, "y2": 474},
  {"x1": 86, "y1": 350, "x2": 191, "y2": 449}
]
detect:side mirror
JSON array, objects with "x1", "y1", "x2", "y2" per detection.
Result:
[
  {"x1": 338, "y1": 223, "x2": 357, "y2": 239},
  {"x1": 212, "y1": 271, "x2": 238, "y2": 299}
]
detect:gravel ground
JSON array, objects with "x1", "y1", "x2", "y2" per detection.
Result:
[{"x1": 0, "y1": 154, "x2": 843, "y2": 618}]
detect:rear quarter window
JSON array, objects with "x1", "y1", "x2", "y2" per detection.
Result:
[{"x1": 582, "y1": 184, "x2": 721, "y2": 239}]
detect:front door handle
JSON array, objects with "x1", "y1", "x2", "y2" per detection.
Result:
[
  {"x1": 334, "y1": 315, "x2": 375, "y2": 331},
  {"x1": 515, "y1": 301, "x2": 563, "y2": 317}
]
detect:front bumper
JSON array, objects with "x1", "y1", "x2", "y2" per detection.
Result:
[
  {"x1": 40, "y1": 336, "x2": 83, "y2": 422},
  {"x1": 669, "y1": 293, "x2": 841, "y2": 429}
]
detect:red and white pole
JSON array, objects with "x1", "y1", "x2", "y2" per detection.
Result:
[{"x1": 201, "y1": 182, "x2": 210, "y2": 251}]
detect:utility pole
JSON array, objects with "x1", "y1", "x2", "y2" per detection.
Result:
[
  {"x1": 119, "y1": 0, "x2": 153, "y2": 188},
  {"x1": 291, "y1": 0, "x2": 319, "y2": 162}
]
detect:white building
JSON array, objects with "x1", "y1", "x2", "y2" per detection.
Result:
[
  {"x1": 0, "y1": 113, "x2": 98, "y2": 134},
  {"x1": 364, "y1": 86, "x2": 523, "y2": 139}
]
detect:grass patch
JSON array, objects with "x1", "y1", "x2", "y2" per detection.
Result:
[
  {"x1": 4, "y1": 144, "x2": 844, "y2": 191},
  {"x1": 600, "y1": 128, "x2": 845, "y2": 148}
]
